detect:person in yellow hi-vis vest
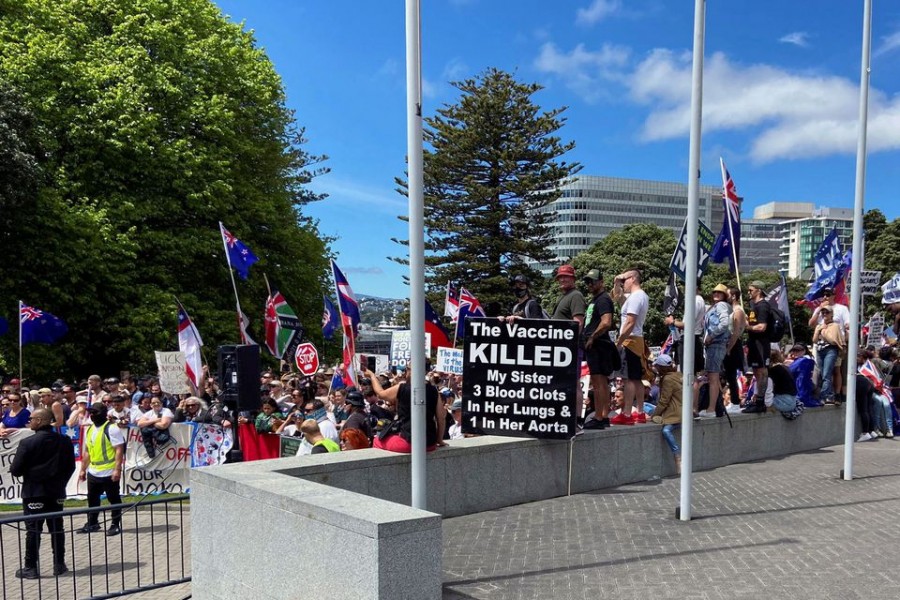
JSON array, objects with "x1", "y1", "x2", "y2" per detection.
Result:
[{"x1": 78, "y1": 402, "x2": 126, "y2": 536}]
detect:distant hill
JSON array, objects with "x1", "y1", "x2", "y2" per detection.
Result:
[{"x1": 357, "y1": 294, "x2": 406, "y2": 327}]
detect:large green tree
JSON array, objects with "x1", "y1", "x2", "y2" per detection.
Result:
[
  {"x1": 395, "y1": 68, "x2": 580, "y2": 311},
  {"x1": 0, "y1": 0, "x2": 330, "y2": 382}
]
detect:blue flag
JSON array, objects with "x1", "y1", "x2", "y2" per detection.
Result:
[
  {"x1": 804, "y1": 229, "x2": 846, "y2": 302},
  {"x1": 322, "y1": 295, "x2": 340, "y2": 341},
  {"x1": 710, "y1": 158, "x2": 742, "y2": 273},
  {"x1": 20, "y1": 302, "x2": 68, "y2": 344},
  {"x1": 219, "y1": 222, "x2": 259, "y2": 280}
]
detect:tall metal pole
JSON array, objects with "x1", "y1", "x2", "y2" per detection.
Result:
[
  {"x1": 405, "y1": 0, "x2": 427, "y2": 509},
  {"x1": 679, "y1": 0, "x2": 706, "y2": 522},
  {"x1": 843, "y1": 0, "x2": 873, "y2": 481}
]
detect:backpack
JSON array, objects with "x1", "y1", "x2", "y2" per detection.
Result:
[{"x1": 766, "y1": 301, "x2": 787, "y2": 343}]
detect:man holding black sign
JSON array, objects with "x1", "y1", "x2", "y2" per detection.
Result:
[{"x1": 582, "y1": 269, "x2": 619, "y2": 429}]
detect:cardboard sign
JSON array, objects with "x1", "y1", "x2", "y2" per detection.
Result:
[
  {"x1": 860, "y1": 271, "x2": 882, "y2": 296},
  {"x1": 436, "y1": 347, "x2": 464, "y2": 374},
  {"x1": 670, "y1": 218, "x2": 716, "y2": 282},
  {"x1": 390, "y1": 330, "x2": 432, "y2": 367},
  {"x1": 867, "y1": 313, "x2": 885, "y2": 349},
  {"x1": 461, "y1": 317, "x2": 579, "y2": 440},
  {"x1": 155, "y1": 351, "x2": 191, "y2": 394}
]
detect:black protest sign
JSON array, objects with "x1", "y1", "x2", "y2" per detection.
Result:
[{"x1": 461, "y1": 317, "x2": 579, "y2": 440}]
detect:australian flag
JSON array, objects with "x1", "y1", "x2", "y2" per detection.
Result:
[
  {"x1": 331, "y1": 260, "x2": 361, "y2": 339},
  {"x1": 219, "y1": 222, "x2": 259, "y2": 280},
  {"x1": 20, "y1": 302, "x2": 68, "y2": 344},
  {"x1": 710, "y1": 158, "x2": 741, "y2": 273},
  {"x1": 322, "y1": 295, "x2": 340, "y2": 341},
  {"x1": 455, "y1": 287, "x2": 486, "y2": 340}
]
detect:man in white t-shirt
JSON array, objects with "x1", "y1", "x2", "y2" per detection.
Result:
[
  {"x1": 612, "y1": 269, "x2": 650, "y2": 425},
  {"x1": 136, "y1": 398, "x2": 174, "y2": 458}
]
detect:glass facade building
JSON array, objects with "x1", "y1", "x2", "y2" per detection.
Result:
[{"x1": 530, "y1": 176, "x2": 724, "y2": 273}]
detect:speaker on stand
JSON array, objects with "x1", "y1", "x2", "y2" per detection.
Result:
[{"x1": 218, "y1": 344, "x2": 261, "y2": 462}]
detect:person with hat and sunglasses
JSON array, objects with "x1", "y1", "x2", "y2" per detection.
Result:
[
  {"x1": 581, "y1": 268, "x2": 619, "y2": 429},
  {"x1": 698, "y1": 284, "x2": 732, "y2": 418}
]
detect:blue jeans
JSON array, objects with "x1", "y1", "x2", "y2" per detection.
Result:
[
  {"x1": 662, "y1": 424, "x2": 680, "y2": 456},
  {"x1": 872, "y1": 392, "x2": 893, "y2": 433},
  {"x1": 816, "y1": 346, "x2": 839, "y2": 402}
]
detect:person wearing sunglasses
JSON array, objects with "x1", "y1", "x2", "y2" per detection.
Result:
[
  {"x1": 0, "y1": 393, "x2": 31, "y2": 437},
  {"x1": 10, "y1": 408, "x2": 76, "y2": 579}
]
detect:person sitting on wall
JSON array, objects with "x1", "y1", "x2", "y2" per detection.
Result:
[{"x1": 137, "y1": 396, "x2": 175, "y2": 458}]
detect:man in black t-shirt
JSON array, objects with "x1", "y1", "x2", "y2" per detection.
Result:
[
  {"x1": 582, "y1": 269, "x2": 620, "y2": 429},
  {"x1": 743, "y1": 280, "x2": 770, "y2": 413}
]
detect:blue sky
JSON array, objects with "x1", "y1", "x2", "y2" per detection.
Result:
[{"x1": 215, "y1": 0, "x2": 900, "y2": 299}]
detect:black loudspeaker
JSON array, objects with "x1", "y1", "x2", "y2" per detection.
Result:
[{"x1": 218, "y1": 344, "x2": 261, "y2": 412}]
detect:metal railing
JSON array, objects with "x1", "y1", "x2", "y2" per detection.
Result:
[{"x1": 0, "y1": 495, "x2": 190, "y2": 600}]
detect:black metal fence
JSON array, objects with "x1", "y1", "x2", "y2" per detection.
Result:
[{"x1": 0, "y1": 495, "x2": 190, "y2": 600}]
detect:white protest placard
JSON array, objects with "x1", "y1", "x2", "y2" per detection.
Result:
[
  {"x1": 436, "y1": 347, "x2": 464, "y2": 374},
  {"x1": 882, "y1": 272, "x2": 900, "y2": 304},
  {"x1": 860, "y1": 270, "x2": 882, "y2": 296},
  {"x1": 389, "y1": 330, "x2": 431, "y2": 367},
  {"x1": 355, "y1": 353, "x2": 390, "y2": 374},
  {"x1": 867, "y1": 313, "x2": 885, "y2": 349},
  {"x1": 155, "y1": 351, "x2": 191, "y2": 394}
]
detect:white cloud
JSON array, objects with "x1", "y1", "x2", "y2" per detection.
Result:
[
  {"x1": 442, "y1": 58, "x2": 468, "y2": 81},
  {"x1": 874, "y1": 30, "x2": 900, "y2": 57},
  {"x1": 314, "y1": 177, "x2": 407, "y2": 215},
  {"x1": 533, "y1": 42, "x2": 630, "y2": 101},
  {"x1": 779, "y1": 32, "x2": 810, "y2": 47},
  {"x1": 536, "y1": 42, "x2": 900, "y2": 162},
  {"x1": 576, "y1": 0, "x2": 621, "y2": 26}
]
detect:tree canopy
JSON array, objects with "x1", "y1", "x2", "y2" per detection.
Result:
[
  {"x1": 0, "y1": 0, "x2": 331, "y2": 382},
  {"x1": 394, "y1": 68, "x2": 580, "y2": 312}
]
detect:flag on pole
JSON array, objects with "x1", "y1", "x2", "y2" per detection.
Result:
[
  {"x1": 19, "y1": 302, "x2": 68, "y2": 344},
  {"x1": 455, "y1": 287, "x2": 486, "y2": 340},
  {"x1": 331, "y1": 260, "x2": 360, "y2": 339},
  {"x1": 710, "y1": 158, "x2": 742, "y2": 273},
  {"x1": 766, "y1": 274, "x2": 792, "y2": 326},
  {"x1": 219, "y1": 223, "x2": 259, "y2": 280},
  {"x1": 175, "y1": 300, "x2": 203, "y2": 390},
  {"x1": 342, "y1": 337, "x2": 357, "y2": 388},
  {"x1": 859, "y1": 359, "x2": 885, "y2": 394},
  {"x1": 264, "y1": 291, "x2": 304, "y2": 359},
  {"x1": 322, "y1": 295, "x2": 340, "y2": 341},
  {"x1": 425, "y1": 299, "x2": 452, "y2": 348},
  {"x1": 663, "y1": 271, "x2": 680, "y2": 316},
  {"x1": 445, "y1": 281, "x2": 460, "y2": 320},
  {"x1": 238, "y1": 310, "x2": 256, "y2": 346},
  {"x1": 804, "y1": 229, "x2": 846, "y2": 303}
]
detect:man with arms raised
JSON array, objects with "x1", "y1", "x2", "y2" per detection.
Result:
[{"x1": 612, "y1": 268, "x2": 650, "y2": 425}]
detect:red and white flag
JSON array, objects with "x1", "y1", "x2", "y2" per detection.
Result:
[{"x1": 176, "y1": 300, "x2": 204, "y2": 390}]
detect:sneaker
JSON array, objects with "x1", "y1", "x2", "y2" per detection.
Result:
[
  {"x1": 877, "y1": 430, "x2": 886, "y2": 438},
  {"x1": 869, "y1": 432, "x2": 879, "y2": 440},
  {"x1": 53, "y1": 563, "x2": 68, "y2": 576},
  {"x1": 697, "y1": 410, "x2": 717, "y2": 419},
  {"x1": 610, "y1": 413, "x2": 634, "y2": 426},
  {"x1": 77, "y1": 523, "x2": 101, "y2": 534},
  {"x1": 633, "y1": 412, "x2": 647, "y2": 424},
  {"x1": 741, "y1": 402, "x2": 766, "y2": 414},
  {"x1": 15, "y1": 567, "x2": 38, "y2": 579},
  {"x1": 106, "y1": 524, "x2": 122, "y2": 537},
  {"x1": 857, "y1": 433, "x2": 872, "y2": 442},
  {"x1": 886, "y1": 430, "x2": 894, "y2": 439}
]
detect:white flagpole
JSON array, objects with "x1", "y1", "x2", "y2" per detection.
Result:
[
  {"x1": 720, "y1": 158, "x2": 744, "y2": 310},
  {"x1": 843, "y1": 0, "x2": 873, "y2": 481},
  {"x1": 406, "y1": 0, "x2": 427, "y2": 511},
  {"x1": 219, "y1": 222, "x2": 247, "y2": 344},
  {"x1": 678, "y1": 0, "x2": 706, "y2": 523},
  {"x1": 18, "y1": 300, "x2": 23, "y2": 389}
]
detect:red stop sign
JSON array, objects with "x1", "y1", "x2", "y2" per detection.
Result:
[{"x1": 294, "y1": 342, "x2": 320, "y2": 376}]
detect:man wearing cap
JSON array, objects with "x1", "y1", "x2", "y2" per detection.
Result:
[
  {"x1": 509, "y1": 275, "x2": 546, "y2": 319},
  {"x1": 649, "y1": 354, "x2": 683, "y2": 473},
  {"x1": 79, "y1": 402, "x2": 125, "y2": 536},
  {"x1": 743, "y1": 281, "x2": 771, "y2": 413},
  {"x1": 10, "y1": 408, "x2": 76, "y2": 578},
  {"x1": 808, "y1": 288, "x2": 850, "y2": 404},
  {"x1": 341, "y1": 390, "x2": 372, "y2": 443},
  {"x1": 582, "y1": 268, "x2": 619, "y2": 429},
  {"x1": 612, "y1": 269, "x2": 651, "y2": 425},
  {"x1": 551, "y1": 265, "x2": 586, "y2": 327},
  {"x1": 699, "y1": 284, "x2": 732, "y2": 418}
]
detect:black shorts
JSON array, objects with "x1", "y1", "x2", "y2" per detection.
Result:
[
  {"x1": 746, "y1": 338, "x2": 771, "y2": 368},
  {"x1": 586, "y1": 342, "x2": 620, "y2": 377},
  {"x1": 623, "y1": 347, "x2": 643, "y2": 381}
]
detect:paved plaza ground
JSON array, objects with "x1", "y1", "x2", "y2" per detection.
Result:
[
  {"x1": 442, "y1": 440, "x2": 900, "y2": 600},
  {"x1": 4, "y1": 440, "x2": 897, "y2": 599}
]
